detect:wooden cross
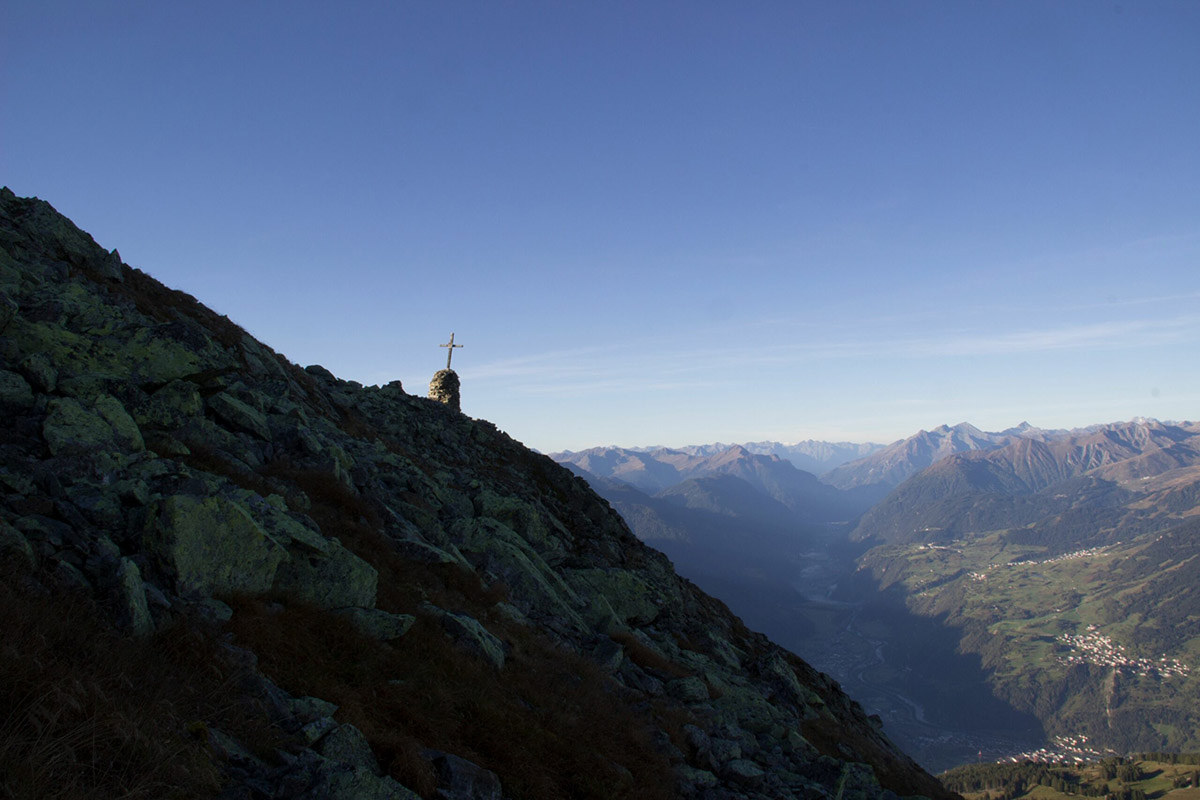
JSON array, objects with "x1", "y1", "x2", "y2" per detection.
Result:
[{"x1": 440, "y1": 332, "x2": 462, "y2": 369}]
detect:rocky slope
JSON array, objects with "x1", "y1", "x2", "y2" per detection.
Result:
[{"x1": 0, "y1": 188, "x2": 952, "y2": 800}]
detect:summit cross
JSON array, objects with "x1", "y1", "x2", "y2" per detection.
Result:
[{"x1": 440, "y1": 333, "x2": 463, "y2": 369}]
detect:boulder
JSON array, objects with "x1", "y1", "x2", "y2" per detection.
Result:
[
  {"x1": 0, "y1": 290, "x2": 16, "y2": 332},
  {"x1": 333, "y1": 607, "x2": 415, "y2": 641},
  {"x1": 315, "y1": 723, "x2": 381, "y2": 775},
  {"x1": 0, "y1": 369, "x2": 34, "y2": 410},
  {"x1": 42, "y1": 394, "x2": 144, "y2": 455},
  {"x1": 287, "y1": 750, "x2": 422, "y2": 800},
  {"x1": 836, "y1": 761, "x2": 883, "y2": 800},
  {"x1": 566, "y1": 567, "x2": 662, "y2": 626},
  {"x1": 712, "y1": 685, "x2": 781, "y2": 734},
  {"x1": 440, "y1": 611, "x2": 506, "y2": 670},
  {"x1": 136, "y1": 379, "x2": 203, "y2": 428},
  {"x1": 425, "y1": 750, "x2": 502, "y2": 800},
  {"x1": 118, "y1": 326, "x2": 219, "y2": 384},
  {"x1": 17, "y1": 352, "x2": 56, "y2": 393},
  {"x1": 666, "y1": 676, "x2": 711, "y2": 704},
  {"x1": 0, "y1": 519, "x2": 35, "y2": 569},
  {"x1": 113, "y1": 557, "x2": 154, "y2": 636},
  {"x1": 143, "y1": 495, "x2": 288, "y2": 595},
  {"x1": 272, "y1": 539, "x2": 378, "y2": 610},
  {"x1": 207, "y1": 391, "x2": 272, "y2": 440},
  {"x1": 722, "y1": 758, "x2": 766, "y2": 786}
]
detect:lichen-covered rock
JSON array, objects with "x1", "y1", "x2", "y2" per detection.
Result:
[
  {"x1": 459, "y1": 518, "x2": 585, "y2": 629},
  {"x1": 143, "y1": 495, "x2": 288, "y2": 595},
  {"x1": 836, "y1": 761, "x2": 884, "y2": 800},
  {"x1": 118, "y1": 325, "x2": 217, "y2": 384},
  {"x1": 667, "y1": 676, "x2": 711, "y2": 704},
  {"x1": 93, "y1": 394, "x2": 145, "y2": 452},
  {"x1": 712, "y1": 685, "x2": 782, "y2": 734},
  {"x1": 42, "y1": 394, "x2": 144, "y2": 455},
  {"x1": 0, "y1": 290, "x2": 17, "y2": 331},
  {"x1": 567, "y1": 567, "x2": 664, "y2": 625},
  {"x1": 136, "y1": 379, "x2": 203, "y2": 428},
  {"x1": 208, "y1": 390, "x2": 272, "y2": 440},
  {"x1": 287, "y1": 750, "x2": 422, "y2": 800},
  {"x1": 675, "y1": 764, "x2": 720, "y2": 789},
  {"x1": 723, "y1": 758, "x2": 766, "y2": 786},
  {"x1": 272, "y1": 539, "x2": 378, "y2": 610}
]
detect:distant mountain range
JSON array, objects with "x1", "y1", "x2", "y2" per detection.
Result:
[
  {"x1": 555, "y1": 444, "x2": 878, "y2": 591},
  {"x1": 554, "y1": 438, "x2": 883, "y2": 478},
  {"x1": 853, "y1": 418, "x2": 1200, "y2": 547},
  {"x1": 554, "y1": 443, "x2": 874, "y2": 516},
  {"x1": 822, "y1": 421, "x2": 1067, "y2": 492},
  {"x1": 633, "y1": 440, "x2": 886, "y2": 475}
]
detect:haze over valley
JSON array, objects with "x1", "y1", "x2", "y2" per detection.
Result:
[{"x1": 554, "y1": 418, "x2": 1200, "y2": 771}]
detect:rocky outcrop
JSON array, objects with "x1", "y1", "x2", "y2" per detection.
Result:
[{"x1": 0, "y1": 188, "x2": 954, "y2": 800}]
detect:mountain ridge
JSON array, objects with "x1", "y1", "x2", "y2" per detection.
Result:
[{"x1": 852, "y1": 418, "x2": 1200, "y2": 547}]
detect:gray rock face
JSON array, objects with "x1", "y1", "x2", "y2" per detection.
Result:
[{"x1": 428, "y1": 368, "x2": 460, "y2": 411}]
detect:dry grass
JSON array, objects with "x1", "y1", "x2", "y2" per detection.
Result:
[
  {"x1": 120, "y1": 267, "x2": 249, "y2": 354},
  {"x1": 225, "y1": 460, "x2": 681, "y2": 798},
  {"x1": 227, "y1": 594, "x2": 680, "y2": 800},
  {"x1": 0, "y1": 559, "x2": 282, "y2": 800},
  {"x1": 609, "y1": 629, "x2": 692, "y2": 679},
  {"x1": 136, "y1": 423, "x2": 686, "y2": 797}
]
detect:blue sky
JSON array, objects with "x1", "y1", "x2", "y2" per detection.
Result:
[{"x1": 4, "y1": 1, "x2": 1199, "y2": 453}]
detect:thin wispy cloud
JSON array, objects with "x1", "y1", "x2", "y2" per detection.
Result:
[
  {"x1": 897, "y1": 317, "x2": 1199, "y2": 358},
  {"x1": 469, "y1": 315, "x2": 1200, "y2": 396}
]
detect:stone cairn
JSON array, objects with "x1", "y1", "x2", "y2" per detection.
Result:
[
  {"x1": 428, "y1": 369, "x2": 460, "y2": 411},
  {"x1": 429, "y1": 333, "x2": 463, "y2": 411}
]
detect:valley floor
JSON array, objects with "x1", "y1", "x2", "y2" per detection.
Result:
[{"x1": 669, "y1": 523, "x2": 1045, "y2": 772}]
